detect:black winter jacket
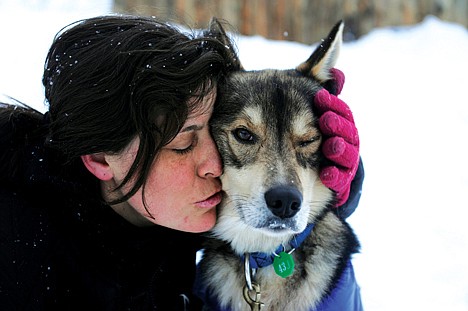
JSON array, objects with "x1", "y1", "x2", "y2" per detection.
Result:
[{"x1": 0, "y1": 110, "x2": 204, "y2": 310}]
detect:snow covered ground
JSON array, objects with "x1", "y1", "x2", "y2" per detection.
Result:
[{"x1": 1, "y1": 1, "x2": 467, "y2": 310}]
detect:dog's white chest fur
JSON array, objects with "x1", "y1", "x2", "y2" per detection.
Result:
[{"x1": 199, "y1": 212, "x2": 355, "y2": 311}]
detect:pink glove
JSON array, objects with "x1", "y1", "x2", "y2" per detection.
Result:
[{"x1": 314, "y1": 69, "x2": 360, "y2": 207}]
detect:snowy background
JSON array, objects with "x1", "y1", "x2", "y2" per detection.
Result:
[{"x1": 1, "y1": 1, "x2": 468, "y2": 310}]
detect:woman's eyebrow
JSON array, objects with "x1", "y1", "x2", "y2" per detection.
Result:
[{"x1": 181, "y1": 124, "x2": 203, "y2": 133}]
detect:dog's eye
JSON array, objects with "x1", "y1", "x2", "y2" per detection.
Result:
[
  {"x1": 233, "y1": 128, "x2": 256, "y2": 144},
  {"x1": 299, "y1": 140, "x2": 314, "y2": 147},
  {"x1": 298, "y1": 135, "x2": 320, "y2": 148}
]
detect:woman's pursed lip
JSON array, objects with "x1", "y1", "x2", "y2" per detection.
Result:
[{"x1": 195, "y1": 191, "x2": 222, "y2": 208}]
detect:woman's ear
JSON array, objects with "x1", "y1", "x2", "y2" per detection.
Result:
[{"x1": 81, "y1": 153, "x2": 113, "y2": 181}]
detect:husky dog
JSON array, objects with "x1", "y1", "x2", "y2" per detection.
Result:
[{"x1": 197, "y1": 20, "x2": 360, "y2": 311}]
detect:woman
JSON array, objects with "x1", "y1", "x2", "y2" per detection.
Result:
[{"x1": 0, "y1": 15, "x2": 362, "y2": 310}]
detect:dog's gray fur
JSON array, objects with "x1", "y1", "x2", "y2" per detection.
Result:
[{"x1": 198, "y1": 20, "x2": 360, "y2": 311}]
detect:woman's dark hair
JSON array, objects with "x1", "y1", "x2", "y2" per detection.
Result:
[{"x1": 2, "y1": 14, "x2": 241, "y2": 208}]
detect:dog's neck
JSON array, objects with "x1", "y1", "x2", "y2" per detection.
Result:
[{"x1": 241, "y1": 223, "x2": 315, "y2": 269}]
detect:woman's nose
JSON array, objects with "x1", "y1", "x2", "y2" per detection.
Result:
[{"x1": 198, "y1": 136, "x2": 223, "y2": 178}]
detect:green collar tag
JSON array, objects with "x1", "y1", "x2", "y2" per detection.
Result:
[{"x1": 273, "y1": 251, "x2": 295, "y2": 278}]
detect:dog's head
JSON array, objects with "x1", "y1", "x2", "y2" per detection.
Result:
[{"x1": 209, "y1": 20, "x2": 344, "y2": 253}]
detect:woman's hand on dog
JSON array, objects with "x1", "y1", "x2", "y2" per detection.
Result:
[{"x1": 314, "y1": 69, "x2": 360, "y2": 207}]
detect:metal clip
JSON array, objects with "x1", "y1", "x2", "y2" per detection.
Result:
[
  {"x1": 244, "y1": 253, "x2": 253, "y2": 290},
  {"x1": 243, "y1": 282, "x2": 264, "y2": 311}
]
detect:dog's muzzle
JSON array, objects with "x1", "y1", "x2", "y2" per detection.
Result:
[{"x1": 264, "y1": 186, "x2": 302, "y2": 219}]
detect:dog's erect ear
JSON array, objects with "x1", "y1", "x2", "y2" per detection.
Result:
[
  {"x1": 296, "y1": 20, "x2": 344, "y2": 83},
  {"x1": 206, "y1": 17, "x2": 244, "y2": 71}
]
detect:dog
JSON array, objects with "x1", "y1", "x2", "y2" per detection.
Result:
[{"x1": 196, "y1": 20, "x2": 360, "y2": 311}]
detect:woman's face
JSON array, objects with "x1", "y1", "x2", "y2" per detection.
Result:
[{"x1": 103, "y1": 91, "x2": 223, "y2": 232}]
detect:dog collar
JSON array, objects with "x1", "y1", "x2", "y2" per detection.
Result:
[{"x1": 242, "y1": 223, "x2": 315, "y2": 269}]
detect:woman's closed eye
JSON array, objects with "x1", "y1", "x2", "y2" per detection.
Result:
[
  {"x1": 173, "y1": 142, "x2": 195, "y2": 155},
  {"x1": 170, "y1": 134, "x2": 198, "y2": 155}
]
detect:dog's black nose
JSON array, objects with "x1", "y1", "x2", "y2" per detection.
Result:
[{"x1": 264, "y1": 186, "x2": 302, "y2": 219}]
